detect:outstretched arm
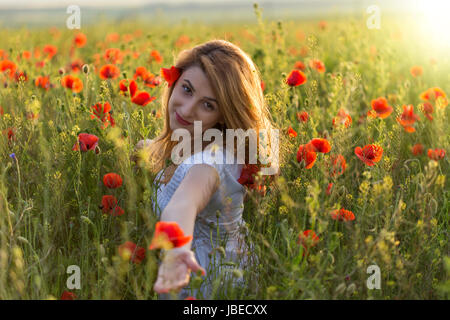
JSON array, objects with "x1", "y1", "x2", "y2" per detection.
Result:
[{"x1": 153, "y1": 164, "x2": 220, "y2": 294}]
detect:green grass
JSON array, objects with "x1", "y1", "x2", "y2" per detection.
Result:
[{"x1": 0, "y1": 6, "x2": 448, "y2": 299}]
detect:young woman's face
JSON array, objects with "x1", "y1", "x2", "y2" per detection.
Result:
[{"x1": 168, "y1": 66, "x2": 223, "y2": 135}]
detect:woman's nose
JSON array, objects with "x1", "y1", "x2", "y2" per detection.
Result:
[{"x1": 179, "y1": 101, "x2": 196, "y2": 120}]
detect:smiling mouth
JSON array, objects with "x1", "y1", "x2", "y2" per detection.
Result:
[{"x1": 175, "y1": 112, "x2": 192, "y2": 126}]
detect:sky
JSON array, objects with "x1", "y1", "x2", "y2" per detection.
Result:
[{"x1": 0, "y1": 0, "x2": 270, "y2": 9}]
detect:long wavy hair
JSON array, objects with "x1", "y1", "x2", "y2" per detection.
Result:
[{"x1": 148, "y1": 39, "x2": 278, "y2": 175}]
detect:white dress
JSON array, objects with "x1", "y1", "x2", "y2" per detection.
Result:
[{"x1": 152, "y1": 144, "x2": 252, "y2": 299}]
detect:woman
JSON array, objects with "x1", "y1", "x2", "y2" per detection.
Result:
[{"x1": 134, "y1": 39, "x2": 277, "y2": 299}]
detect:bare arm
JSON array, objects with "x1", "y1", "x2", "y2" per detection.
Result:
[
  {"x1": 153, "y1": 163, "x2": 220, "y2": 294},
  {"x1": 160, "y1": 163, "x2": 220, "y2": 249}
]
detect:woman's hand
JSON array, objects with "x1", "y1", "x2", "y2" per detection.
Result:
[{"x1": 153, "y1": 247, "x2": 206, "y2": 294}]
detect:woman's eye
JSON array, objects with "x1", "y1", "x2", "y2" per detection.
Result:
[
  {"x1": 182, "y1": 85, "x2": 191, "y2": 94},
  {"x1": 204, "y1": 102, "x2": 215, "y2": 110}
]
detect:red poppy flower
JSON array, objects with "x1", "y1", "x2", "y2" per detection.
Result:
[
  {"x1": 328, "y1": 154, "x2": 346, "y2": 177},
  {"x1": 61, "y1": 291, "x2": 77, "y2": 300},
  {"x1": 91, "y1": 102, "x2": 112, "y2": 122},
  {"x1": 411, "y1": 143, "x2": 424, "y2": 156},
  {"x1": 3, "y1": 128, "x2": 15, "y2": 141},
  {"x1": 118, "y1": 241, "x2": 146, "y2": 264},
  {"x1": 427, "y1": 148, "x2": 445, "y2": 161},
  {"x1": 104, "y1": 48, "x2": 123, "y2": 64},
  {"x1": 332, "y1": 109, "x2": 352, "y2": 128},
  {"x1": 294, "y1": 61, "x2": 306, "y2": 71},
  {"x1": 14, "y1": 70, "x2": 28, "y2": 82},
  {"x1": 103, "y1": 173, "x2": 123, "y2": 189},
  {"x1": 287, "y1": 126, "x2": 297, "y2": 138},
  {"x1": 22, "y1": 51, "x2": 31, "y2": 60},
  {"x1": 355, "y1": 144, "x2": 383, "y2": 166},
  {"x1": 371, "y1": 97, "x2": 393, "y2": 119},
  {"x1": 133, "y1": 66, "x2": 148, "y2": 81},
  {"x1": 150, "y1": 50, "x2": 163, "y2": 63},
  {"x1": 99, "y1": 64, "x2": 120, "y2": 80},
  {"x1": 119, "y1": 79, "x2": 137, "y2": 97},
  {"x1": 106, "y1": 33, "x2": 120, "y2": 43},
  {"x1": 69, "y1": 59, "x2": 84, "y2": 73},
  {"x1": 43, "y1": 45, "x2": 57, "y2": 59},
  {"x1": 297, "y1": 230, "x2": 319, "y2": 255},
  {"x1": 297, "y1": 111, "x2": 309, "y2": 122},
  {"x1": 35, "y1": 75, "x2": 51, "y2": 90},
  {"x1": 0, "y1": 60, "x2": 17, "y2": 78},
  {"x1": 326, "y1": 182, "x2": 333, "y2": 195},
  {"x1": 286, "y1": 69, "x2": 307, "y2": 87},
  {"x1": 410, "y1": 66, "x2": 423, "y2": 77},
  {"x1": 149, "y1": 221, "x2": 193, "y2": 250},
  {"x1": 238, "y1": 164, "x2": 260, "y2": 186},
  {"x1": 308, "y1": 138, "x2": 331, "y2": 153},
  {"x1": 422, "y1": 102, "x2": 434, "y2": 121},
  {"x1": 101, "y1": 195, "x2": 124, "y2": 216},
  {"x1": 131, "y1": 91, "x2": 156, "y2": 106},
  {"x1": 61, "y1": 75, "x2": 83, "y2": 93},
  {"x1": 397, "y1": 104, "x2": 420, "y2": 132},
  {"x1": 260, "y1": 80, "x2": 265, "y2": 92},
  {"x1": 72, "y1": 133, "x2": 99, "y2": 152},
  {"x1": 73, "y1": 33, "x2": 87, "y2": 48},
  {"x1": 296, "y1": 144, "x2": 317, "y2": 169},
  {"x1": 309, "y1": 59, "x2": 325, "y2": 73},
  {"x1": 175, "y1": 35, "x2": 190, "y2": 48},
  {"x1": 318, "y1": 21, "x2": 328, "y2": 30},
  {"x1": 420, "y1": 87, "x2": 447, "y2": 106},
  {"x1": 143, "y1": 74, "x2": 161, "y2": 88},
  {"x1": 161, "y1": 66, "x2": 182, "y2": 87},
  {"x1": 330, "y1": 208, "x2": 355, "y2": 221},
  {"x1": 0, "y1": 49, "x2": 8, "y2": 60},
  {"x1": 184, "y1": 296, "x2": 197, "y2": 300}
]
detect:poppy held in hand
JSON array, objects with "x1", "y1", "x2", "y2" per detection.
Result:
[
  {"x1": 118, "y1": 241, "x2": 146, "y2": 264},
  {"x1": 161, "y1": 66, "x2": 182, "y2": 87},
  {"x1": 149, "y1": 221, "x2": 193, "y2": 250},
  {"x1": 103, "y1": 173, "x2": 123, "y2": 189},
  {"x1": 355, "y1": 144, "x2": 383, "y2": 166},
  {"x1": 286, "y1": 69, "x2": 307, "y2": 87},
  {"x1": 72, "y1": 133, "x2": 99, "y2": 152}
]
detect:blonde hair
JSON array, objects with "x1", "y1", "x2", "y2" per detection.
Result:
[{"x1": 148, "y1": 39, "x2": 277, "y2": 174}]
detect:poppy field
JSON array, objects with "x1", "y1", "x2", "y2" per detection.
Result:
[{"x1": 0, "y1": 4, "x2": 449, "y2": 300}]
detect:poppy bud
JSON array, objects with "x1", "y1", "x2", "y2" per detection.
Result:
[
  {"x1": 4, "y1": 82, "x2": 8, "y2": 88},
  {"x1": 59, "y1": 68, "x2": 65, "y2": 75},
  {"x1": 82, "y1": 64, "x2": 89, "y2": 74}
]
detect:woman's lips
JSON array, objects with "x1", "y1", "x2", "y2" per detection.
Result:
[{"x1": 175, "y1": 112, "x2": 192, "y2": 126}]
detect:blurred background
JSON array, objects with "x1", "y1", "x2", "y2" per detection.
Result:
[{"x1": 0, "y1": 0, "x2": 447, "y2": 27}]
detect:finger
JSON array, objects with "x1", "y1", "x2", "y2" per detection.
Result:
[{"x1": 183, "y1": 255, "x2": 206, "y2": 276}]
